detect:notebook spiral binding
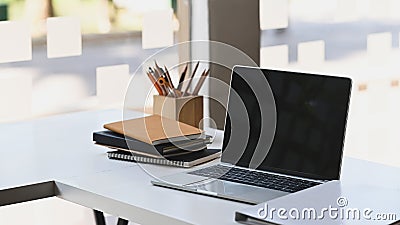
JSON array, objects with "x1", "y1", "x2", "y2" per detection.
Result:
[{"x1": 107, "y1": 151, "x2": 185, "y2": 167}]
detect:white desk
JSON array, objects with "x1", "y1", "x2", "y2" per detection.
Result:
[{"x1": 0, "y1": 110, "x2": 399, "y2": 225}]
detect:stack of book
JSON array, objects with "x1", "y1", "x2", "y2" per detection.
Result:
[{"x1": 93, "y1": 115, "x2": 220, "y2": 167}]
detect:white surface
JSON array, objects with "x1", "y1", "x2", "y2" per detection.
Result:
[
  {"x1": 0, "y1": 21, "x2": 32, "y2": 63},
  {"x1": 47, "y1": 17, "x2": 82, "y2": 58},
  {"x1": 367, "y1": 32, "x2": 392, "y2": 64},
  {"x1": 32, "y1": 73, "x2": 88, "y2": 116},
  {"x1": 390, "y1": 0, "x2": 400, "y2": 19},
  {"x1": 297, "y1": 40, "x2": 325, "y2": 66},
  {"x1": 1, "y1": 110, "x2": 400, "y2": 224},
  {"x1": 260, "y1": 0, "x2": 289, "y2": 30},
  {"x1": 260, "y1": 45, "x2": 289, "y2": 68},
  {"x1": 335, "y1": 0, "x2": 358, "y2": 22},
  {"x1": 142, "y1": 9, "x2": 174, "y2": 49},
  {"x1": 96, "y1": 64, "x2": 131, "y2": 106},
  {"x1": 0, "y1": 110, "x2": 130, "y2": 189},
  {"x1": 369, "y1": 0, "x2": 390, "y2": 19},
  {"x1": 0, "y1": 74, "x2": 32, "y2": 122},
  {"x1": 57, "y1": 163, "x2": 245, "y2": 225},
  {"x1": 0, "y1": 197, "x2": 95, "y2": 225},
  {"x1": 0, "y1": 109, "x2": 244, "y2": 225}
]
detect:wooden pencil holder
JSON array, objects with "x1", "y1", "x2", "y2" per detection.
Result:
[{"x1": 153, "y1": 95, "x2": 203, "y2": 128}]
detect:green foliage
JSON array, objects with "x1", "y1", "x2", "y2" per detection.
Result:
[{"x1": 0, "y1": 0, "x2": 18, "y2": 5}]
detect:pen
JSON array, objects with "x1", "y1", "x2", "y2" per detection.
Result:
[
  {"x1": 154, "y1": 61, "x2": 165, "y2": 77},
  {"x1": 192, "y1": 69, "x2": 210, "y2": 95},
  {"x1": 163, "y1": 65, "x2": 181, "y2": 97},
  {"x1": 149, "y1": 67, "x2": 159, "y2": 79},
  {"x1": 177, "y1": 63, "x2": 188, "y2": 91},
  {"x1": 151, "y1": 66, "x2": 161, "y2": 78},
  {"x1": 163, "y1": 65, "x2": 174, "y2": 89},
  {"x1": 182, "y1": 61, "x2": 200, "y2": 96}
]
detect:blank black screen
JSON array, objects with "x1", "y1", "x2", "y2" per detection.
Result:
[{"x1": 222, "y1": 67, "x2": 352, "y2": 180}]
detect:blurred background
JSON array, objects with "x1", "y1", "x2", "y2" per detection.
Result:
[
  {"x1": 1, "y1": 0, "x2": 400, "y2": 224},
  {"x1": 0, "y1": 0, "x2": 176, "y2": 34}
]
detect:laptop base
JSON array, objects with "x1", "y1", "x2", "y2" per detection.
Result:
[{"x1": 151, "y1": 173, "x2": 288, "y2": 205}]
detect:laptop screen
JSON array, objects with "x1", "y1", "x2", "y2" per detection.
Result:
[{"x1": 222, "y1": 66, "x2": 352, "y2": 180}]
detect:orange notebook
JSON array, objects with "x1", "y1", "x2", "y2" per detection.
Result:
[{"x1": 104, "y1": 115, "x2": 204, "y2": 145}]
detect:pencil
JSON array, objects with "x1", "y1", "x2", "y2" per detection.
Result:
[
  {"x1": 163, "y1": 66, "x2": 174, "y2": 88},
  {"x1": 177, "y1": 63, "x2": 188, "y2": 91},
  {"x1": 163, "y1": 65, "x2": 182, "y2": 97},
  {"x1": 192, "y1": 69, "x2": 209, "y2": 95},
  {"x1": 182, "y1": 61, "x2": 200, "y2": 96},
  {"x1": 154, "y1": 61, "x2": 165, "y2": 77},
  {"x1": 146, "y1": 71, "x2": 163, "y2": 95},
  {"x1": 149, "y1": 67, "x2": 166, "y2": 95},
  {"x1": 149, "y1": 67, "x2": 159, "y2": 79},
  {"x1": 158, "y1": 77, "x2": 176, "y2": 97}
]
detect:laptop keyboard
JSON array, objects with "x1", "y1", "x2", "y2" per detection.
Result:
[{"x1": 188, "y1": 165, "x2": 321, "y2": 193}]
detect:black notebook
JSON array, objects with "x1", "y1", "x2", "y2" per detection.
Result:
[
  {"x1": 107, "y1": 149, "x2": 221, "y2": 168},
  {"x1": 93, "y1": 130, "x2": 212, "y2": 156}
]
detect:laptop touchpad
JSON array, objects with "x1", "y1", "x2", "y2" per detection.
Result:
[
  {"x1": 158, "y1": 173, "x2": 209, "y2": 186},
  {"x1": 239, "y1": 188, "x2": 287, "y2": 203},
  {"x1": 195, "y1": 180, "x2": 251, "y2": 196}
]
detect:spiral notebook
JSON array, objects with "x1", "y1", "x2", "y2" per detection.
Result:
[{"x1": 107, "y1": 149, "x2": 221, "y2": 168}]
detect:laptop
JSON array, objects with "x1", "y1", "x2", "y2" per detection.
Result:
[{"x1": 151, "y1": 66, "x2": 352, "y2": 204}]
